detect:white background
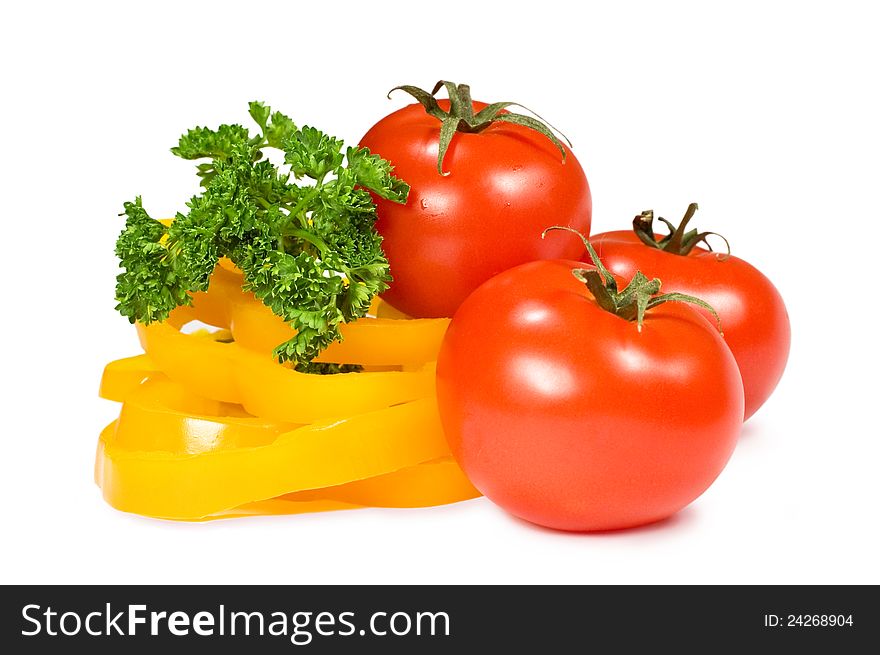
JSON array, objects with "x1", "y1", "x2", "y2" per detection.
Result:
[{"x1": 1, "y1": 0, "x2": 878, "y2": 585}]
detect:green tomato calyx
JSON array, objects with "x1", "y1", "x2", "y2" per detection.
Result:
[
  {"x1": 542, "y1": 226, "x2": 723, "y2": 334},
  {"x1": 632, "y1": 202, "x2": 731, "y2": 257},
  {"x1": 388, "y1": 80, "x2": 571, "y2": 176}
]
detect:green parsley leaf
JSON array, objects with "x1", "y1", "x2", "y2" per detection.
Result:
[
  {"x1": 265, "y1": 111, "x2": 297, "y2": 149},
  {"x1": 346, "y1": 146, "x2": 410, "y2": 202},
  {"x1": 171, "y1": 124, "x2": 251, "y2": 161},
  {"x1": 284, "y1": 126, "x2": 345, "y2": 182},
  {"x1": 114, "y1": 198, "x2": 192, "y2": 323}
]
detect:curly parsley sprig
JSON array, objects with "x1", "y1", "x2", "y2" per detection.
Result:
[{"x1": 115, "y1": 102, "x2": 409, "y2": 366}]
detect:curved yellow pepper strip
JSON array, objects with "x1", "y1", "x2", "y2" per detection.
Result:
[
  {"x1": 210, "y1": 457, "x2": 479, "y2": 520},
  {"x1": 96, "y1": 377, "x2": 453, "y2": 520},
  {"x1": 136, "y1": 318, "x2": 241, "y2": 403},
  {"x1": 200, "y1": 498, "x2": 361, "y2": 520},
  {"x1": 280, "y1": 457, "x2": 480, "y2": 509},
  {"x1": 373, "y1": 299, "x2": 413, "y2": 320},
  {"x1": 232, "y1": 350, "x2": 436, "y2": 424},
  {"x1": 114, "y1": 376, "x2": 298, "y2": 454},
  {"x1": 189, "y1": 263, "x2": 450, "y2": 366},
  {"x1": 99, "y1": 354, "x2": 160, "y2": 402},
  {"x1": 228, "y1": 293, "x2": 450, "y2": 367},
  {"x1": 136, "y1": 314, "x2": 436, "y2": 423},
  {"x1": 187, "y1": 263, "x2": 240, "y2": 327}
]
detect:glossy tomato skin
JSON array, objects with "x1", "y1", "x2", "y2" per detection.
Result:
[
  {"x1": 592, "y1": 232, "x2": 790, "y2": 421},
  {"x1": 359, "y1": 100, "x2": 592, "y2": 318},
  {"x1": 436, "y1": 259, "x2": 743, "y2": 532}
]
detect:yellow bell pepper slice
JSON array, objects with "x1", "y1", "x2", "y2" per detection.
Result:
[
  {"x1": 232, "y1": 349, "x2": 436, "y2": 423},
  {"x1": 282, "y1": 456, "x2": 479, "y2": 509},
  {"x1": 187, "y1": 263, "x2": 241, "y2": 328},
  {"x1": 228, "y1": 293, "x2": 449, "y2": 367},
  {"x1": 99, "y1": 354, "x2": 160, "y2": 402},
  {"x1": 114, "y1": 376, "x2": 297, "y2": 454},
  {"x1": 186, "y1": 263, "x2": 449, "y2": 366},
  {"x1": 202, "y1": 498, "x2": 361, "y2": 520},
  {"x1": 137, "y1": 318, "x2": 241, "y2": 403},
  {"x1": 210, "y1": 457, "x2": 479, "y2": 520},
  {"x1": 95, "y1": 376, "x2": 453, "y2": 520},
  {"x1": 136, "y1": 313, "x2": 435, "y2": 423}
]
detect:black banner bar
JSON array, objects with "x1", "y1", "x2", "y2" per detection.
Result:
[{"x1": 1, "y1": 585, "x2": 875, "y2": 652}]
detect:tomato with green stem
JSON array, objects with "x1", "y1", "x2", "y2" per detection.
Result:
[
  {"x1": 591, "y1": 203, "x2": 790, "y2": 420},
  {"x1": 359, "y1": 80, "x2": 592, "y2": 318},
  {"x1": 436, "y1": 228, "x2": 743, "y2": 532}
]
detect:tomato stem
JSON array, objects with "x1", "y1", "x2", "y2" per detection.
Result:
[
  {"x1": 632, "y1": 203, "x2": 731, "y2": 257},
  {"x1": 388, "y1": 80, "x2": 571, "y2": 176},
  {"x1": 542, "y1": 226, "x2": 723, "y2": 333}
]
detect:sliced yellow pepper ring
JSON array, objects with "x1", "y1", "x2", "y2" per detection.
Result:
[
  {"x1": 209, "y1": 457, "x2": 479, "y2": 521},
  {"x1": 115, "y1": 376, "x2": 298, "y2": 454},
  {"x1": 187, "y1": 263, "x2": 241, "y2": 328},
  {"x1": 95, "y1": 376, "x2": 454, "y2": 520},
  {"x1": 228, "y1": 293, "x2": 450, "y2": 367},
  {"x1": 99, "y1": 354, "x2": 160, "y2": 402},
  {"x1": 232, "y1": 350, "x2": 436, "y2": 424},
  {"x1": 136, "y1": 312, "x2": 436, "y2": 423},
  {"x1": 373, "y1": 299, "x2": 412, "y2": 320},
  {"x1": 200, "y1": 498, "x2": 361, "y2": 521},
  {"x1": 280, "y1": 457, "x2": 479, "y2": 509},
  {"x1": 137, "y1": 317, "x2": 240, "y2": 403},
  {"x1": 187, "y1": 264, "x2": 450, "y2": 366}
]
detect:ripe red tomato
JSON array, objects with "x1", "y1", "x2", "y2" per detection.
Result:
[
  {"x1": 359, "y1": 89, "x2": 591, "y2": 318},
  {"x1": 436, "y1": 259, "x2": 743, "y2": 532},
  {"x1": 591, "y1": 210, "x2": 790, "y2": 421}
]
